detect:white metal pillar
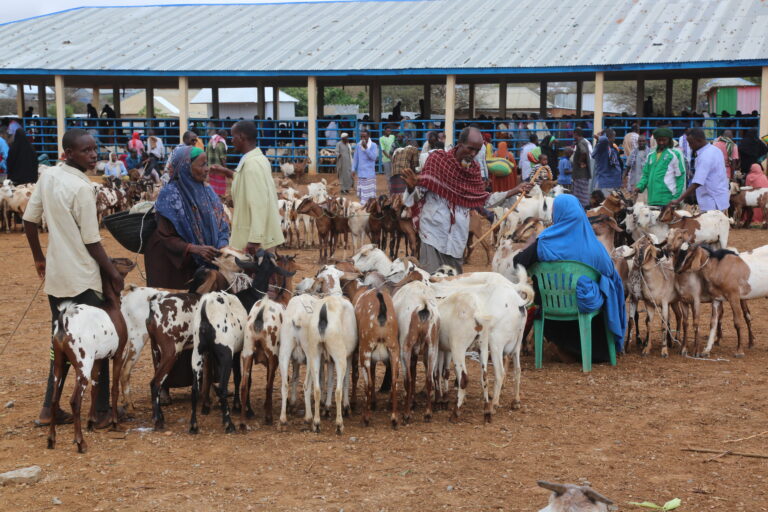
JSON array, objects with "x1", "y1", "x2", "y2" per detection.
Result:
[
  {"x1": 308, "y1": 76, "x2": 318, "y2": 174},
  {"x1": 16, "y1": 83, "x2": 24, "y2": 118},
  {"x1": 760, "y1": 67, "x2": 768, "y2": 137},
  {"x1": 272, "y1": 86, "x2": 280, "y2": 119},
  {"x1": 178, "y1": 76, "x2": 189, "y2": 143},
  {"x1": 445, "y1": 74, "x2": 456, "y2": 148},
  {"x1": 55, "y1": 75, "x2": 65, "y2": 155},
  {"x1": 594, "y1": 72, "x2": 604, "y2": 133},
  {"x1": 38, "y1": 84, "x2": 47, "y2": 117}
]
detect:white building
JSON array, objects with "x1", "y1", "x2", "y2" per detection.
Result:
[{"x1": 191, "y1": 88, "x2": 299, "y2": 119}]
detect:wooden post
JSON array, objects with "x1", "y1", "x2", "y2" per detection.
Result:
[
  {"x1": 499, "y1": 79, "x2": 507, "y2": 119},
  {"x1": 760, "y1": 67, "x2": 768, "y2": 137},
  {"x1": 307, "y1": 76, "x2": 318, "y2": 174},
  {"x1": 55, "y1": 75, "x2": 65, "y2": 156},
  {"x1": 594, "y1": 72, "x2": 604, "y2": 133},
  {"x1": 257, "y1": 84, "x2": 266, "y2": 119},
  {"x1": 272, "y1": 86, "x2": 280, "y2": 119},
  {"x1": 92, "y1": 87, "x2": 100, "y2": 113},
  {"x1": 665, "y1": 78, "x2": 674, "y2": 117},
  {"x1": 145, "y1": 86, "x2": 154, "y2": 119},
  {"x1": 16, "y1": 83, "x2": 24, "y2": 118},
  {"x1": 317, "y1": 85, "x2": 325, "y2": 118},
  {"x1": 445, "y1": 74, "x2": 456, "y2": 148},
  {"x1": 539, "y1": 81, "x2": 547, "y2": 118},
  {"x1": 370, "y1": 81, "x2": 381, "y2": 122},
  {"x1": 113, "y1": 86, "x2": 121, "y2": 117},
  {"x1": 211, "y1": 87, "x2": 220, "y2": 118},
  {"x1": 178, "y1": 76, "x2": 189, "y2": 143},
  {"x1": 423, "y1": 84, "x2": 431, "y2": 119},
  {"x1": 468, "y1": 82, "x2": 476, "y2": 119},
  {"x1": 38, "y1": 84, "x2": 47, "y2": 117},
  {"x1": 636, "y1": 79, "x2": 645, "y2": 116},
  {"x1": 576, "y1": 80, "x2": 583, "y2": 117},
  {"x1": 691, "y1": 78, "x2": 699, "y2": 112}
]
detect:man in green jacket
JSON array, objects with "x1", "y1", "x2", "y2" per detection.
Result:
[{"x1": 635, "y1": 127, "x2": 686, "y2": 206}]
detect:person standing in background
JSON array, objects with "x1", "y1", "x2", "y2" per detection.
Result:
[
  {"x1": 0, "y1": 127, "x2": 9, "y2": 175},
  {"x1": 626, "y1": 133, "x2": 649, "y2": 192},
  {"x1": 519, "y1": 134, "x2": 539, "y2": 181},
  {"x1": 379, "y1": 126, "x2": 395, "y2": 190},
  {"x1": 353, "y1": 129, "x2": 378, "y2": 204},
  {"x1": 635, "y1": 128, "x2": 685, "y2": 206},
  {"x1": 591, "y1": 129, "x2": 623, "y2": 195},
  {"x1": 572, "y1": 128, "x2": 592, "y2": 207},
  {"x1": 335, "y1": 132, "x2": 354, "y2": 194},
  {"x1": 669, "y1": 128, "x2": 729, "y2": 213},
  {"x1": 6, "y1": 129, "x2": 38, "y2": 184},
  {"x1": 206, "y1": 129, "x2": 228, "y2": 198},
  {"x1": 557, "y1": 147, "x2": 573, "y2": 191},
  {"x1": 713, "y1": 129, "x2": 739, "y2": 179}
]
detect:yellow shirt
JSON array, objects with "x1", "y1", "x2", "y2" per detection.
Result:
[
  {"x1": 229, "y1": 148, "x2": 284, "y2": 250},
  {"x1": 23, "y1": 164, "x2": 102, "y2": 298}
]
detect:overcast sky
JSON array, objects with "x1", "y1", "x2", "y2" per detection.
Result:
[{"x1": 0, "y1": 0, "x2": 335, "y2": 24}]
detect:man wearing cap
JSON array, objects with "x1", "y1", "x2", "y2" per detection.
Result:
[
  {"x1": 635, "y1": 127, "x2": 686, "y2": 206},
  {"x1": 335, "y1": 132, "x2": 354, "y2": 194}
]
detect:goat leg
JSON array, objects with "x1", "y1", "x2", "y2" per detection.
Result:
[
  {"x1": 264, "y1": 354, "x2": 277, "y2": 425},
  {"x1": 239, "y1": 354, "x2": 254, "y2": 431},
  {"x1": 47, "y1": 347, "x2": 66, "y2": 450}
]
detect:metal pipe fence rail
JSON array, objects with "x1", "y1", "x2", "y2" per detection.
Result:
[{"x1": 18, "y1": 115, "x2": 761, "y2": 173}]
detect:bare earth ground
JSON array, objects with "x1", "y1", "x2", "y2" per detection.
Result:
[{"x1": 1, "y1": 215, "x2": 768, "y2": 511}]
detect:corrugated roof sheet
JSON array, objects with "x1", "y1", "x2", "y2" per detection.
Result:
[
  {"x1": 191, "y1": 88, "x2": 299, "y2": 104},
  {"x1": 1, "y1": 0, "x2": 767, "y2": 76}
]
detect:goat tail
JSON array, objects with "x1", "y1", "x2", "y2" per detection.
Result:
[
  {"x1": 513, "y1": 264, "x2": 535, "y2": 306},
  {"x1": 417, "y1": 303, "x2": 430, "y2": 323},
  {"x1": 318, "y1": 303, "x2": 328, "y2": 336},
  {"x1": 253, "y1": 306, "x2": 265, "y2": 333},
  {"x1": 56, "y1": 299, "x2": 76, "y2": 314},
  {"x1": 198, "y1": 301, "x2": 216, "y2": 355},
  {"x1": 376, "y1": 291, "x2": 388, "y2": 326}
]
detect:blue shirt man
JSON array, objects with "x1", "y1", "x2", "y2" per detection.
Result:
[
  {"x1": 558, "y1": 153, "x2": 573, "y2": 186},
  {"x1": 0, "y1": 136, "x2": 9, "y2": 172}
]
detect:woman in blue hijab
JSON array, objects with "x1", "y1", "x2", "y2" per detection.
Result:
[
  {"x1": 514, "y1": 194, "x2": 625, "y2": 361},
  {"x1": 145, "y1": 146, "x2": 230, "y2": 289}
]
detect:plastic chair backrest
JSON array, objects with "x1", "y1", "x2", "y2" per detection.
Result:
[{"x1": 529, "y1": 261, "x2": 601, "y2": 318}]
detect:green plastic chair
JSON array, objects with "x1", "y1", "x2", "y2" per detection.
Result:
[{"x1": 529, "y1": 261, "x2": 617, "y2": 372}]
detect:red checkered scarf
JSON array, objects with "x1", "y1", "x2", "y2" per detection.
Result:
[{"x1": 411, "y1": 148, "x2": 489, "y2": 229}]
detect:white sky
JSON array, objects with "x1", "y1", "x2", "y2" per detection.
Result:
[{"x1": 0, "y1": 0, "x2": 336, "y2": 24}]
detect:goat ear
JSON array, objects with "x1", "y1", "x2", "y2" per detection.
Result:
[
  {"x1": 235, "y1": 257, "x2": 258, "y2": 271},
  {"x1": 195, "y1": 271, "x2": 219, "y2": 294},
  {"x1": 537, "y1": 481, "x2": 568, "y2": 496},
  {"x1": 642, "y1": 245, "x2": 655, "y2": 265},
  {"x1": 582, "y1": 488, "x2": 613, "y2": 505},
  {"x1": 341, "y1": 271, "x2": 361, "y2": 281},
  {"x1": 691, "y1": 249, "x2": 706, "y2": 271},
  {"x1": 607, "y1": 217, "x2": 624, "y2": 232}
]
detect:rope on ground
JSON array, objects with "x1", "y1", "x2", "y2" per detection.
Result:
[{"x1": 0, "y1": 278, "x2": 44, "y2": 359}]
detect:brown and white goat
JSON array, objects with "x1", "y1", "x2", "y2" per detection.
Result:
[{"x1": 296, "y1": 197, "x2": 334, "y2": 262}]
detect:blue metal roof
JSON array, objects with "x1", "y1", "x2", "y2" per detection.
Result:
[{"x1": 0, "y1": 0, "x2": 766, "y2": 77}]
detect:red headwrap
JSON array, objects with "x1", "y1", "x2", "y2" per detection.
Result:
[{"x1": 418, "y1": 148, "x2": 488, "y2": 208}]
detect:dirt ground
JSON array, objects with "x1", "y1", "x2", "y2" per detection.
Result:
[{"x1": 1, "y1": 219, "x2": 768, "y2": 511}]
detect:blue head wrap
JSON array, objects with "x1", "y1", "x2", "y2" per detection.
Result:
[
  {"x1": 155, "y1": 146, "x2": 230, "y2": 259},
  {"x1": 537, "y1": 194, "x2": 626, "y2": 350}
]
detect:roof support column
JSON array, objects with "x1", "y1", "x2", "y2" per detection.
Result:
[
  {"x1": 178, "y1": 76, "x2": 189, "y2": 143},
  {"x1": 665, "y1": 78, "x2": 674, "y2": 117},
  {"x1": 499, "y1": 79, "x2": 507, "y2": 119},
  {"x1": 422, "y1": 84, "x2": 431, "y2": 119},
  {"x1": 257, "y1": 84, "x2": 266, "y2": 119},
  {"x1": 92, "y1": 87, "x2": 100, "y2": 113},
  {"x1": 16, "y1": 82, "x2": 24, "y2": 118},
  {"x1": 636, "y1": 79, "x2": 645, "y2": 117},
  {"x1": 593, "y1": 72, "x2": 604, "y2": 134},
  {"x1": 272, "y1": 86, "x2": 280, "y2": 119},
  {"x1": 760, "y1": 67, "x2": 768, "y2": 138},
  {"x1": 445, "y1": 74, "x2": 456, "y2": 148},
  {"x1": 211, "y1": 87, "x2": 220, "y2": 118},
  {"x1": 113, "y1": 87, "x2": 121, "y2": 117},
  {"x1": 55, "y1": 75, "x2": 65, "y2": 156},
  {"x1": 690, "y1": 78, "x2": 699, "y2": 112},
  {"x1": 145, "y1": 86, "x2": 154, "y2": 120},
  {"x1": 38, "y1": 84, "x2": 47, "y2": 117},
  {"x1": 468, "y1": 82, "x2": 476, "y2": 119},
  {"x1": 369, "y1": 81, "x2": 381, "y2": 122},
  {"x1": 307, "y1": 76, "x2": 318, "y2": 174},
  {"x1": 539, "y1": 81, "x2": 548, "y2": 119},
  {"x1": 576, "y1": 80, "x2": 583, "y2": 117}
]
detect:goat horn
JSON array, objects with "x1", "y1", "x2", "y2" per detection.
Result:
[
  {"x1": 582, "y1": 488, "x2": 613, "y2": 505},
  {"x1": 537, "y1": 481, "x2": 568, "y2": 496}
]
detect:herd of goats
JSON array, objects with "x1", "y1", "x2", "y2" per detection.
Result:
[{"x1": 2, "y1": 164, "x2": 766, "y2": 460}]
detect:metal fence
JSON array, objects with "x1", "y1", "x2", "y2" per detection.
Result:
[{"x1": 18, "y1": 114, "x2": 761, "y2": 172}]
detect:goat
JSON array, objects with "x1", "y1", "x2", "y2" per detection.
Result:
[
  {"x1": 537, "y1": 481, "x2": 612, "y2": 512},
  {"x1": 47, "y1": 260, "x2": 134, "y2": 453},
  {"x1": 1, "y1": 180, "x2": 33, "y2": 232},
  {"x1": 365, "y1": 197, "x2": 385, "y2": 249},
  {"x1": 657, "y1": 206, "x2": 729, "y2": 249},
  {"x1": 588, "y1": 213, "x2": 623, "y2": 254},
  {"x1": 730, "y1": 183, "x2": 768, "y2": 228},
  {"x1": 465, "y1": 210, "x2": 494, "y2": 265},
  {"x1": 341, "y1": 278, "x2": 400, "y2": 428},
  {"x1": 296, "y1": 197, "x2": 333, "y2": 262},
  {"x1": 189, "y1": 292, "x2": 248, "y2": 434},
  {"x1": 347, "y1": 201, "x2": 370, "y2": 253}
]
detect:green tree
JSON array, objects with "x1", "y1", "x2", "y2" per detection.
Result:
[{"x1": 283, "y1": 86, "x2": 368, "y2": 117}]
